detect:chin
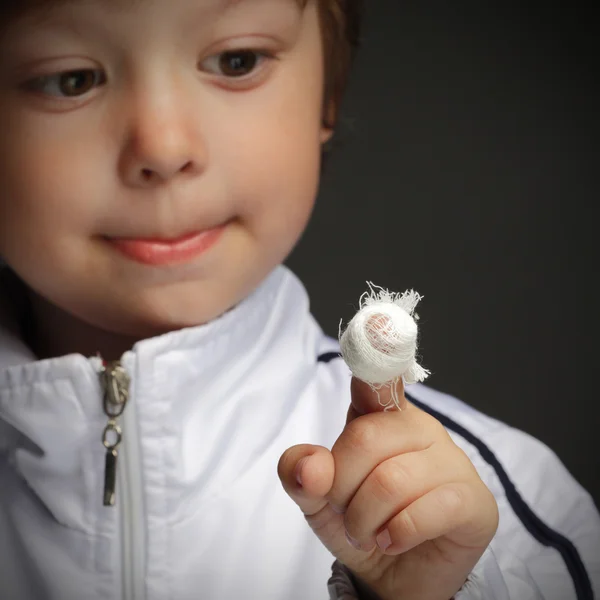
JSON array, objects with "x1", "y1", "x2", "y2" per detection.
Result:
[{"x1": 100, "y1": 283, "x2": 245, "y2": 339}]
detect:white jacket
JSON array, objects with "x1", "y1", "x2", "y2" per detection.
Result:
[{"x1": 0, "y1": 266, "x2": 598, "y2": 600}]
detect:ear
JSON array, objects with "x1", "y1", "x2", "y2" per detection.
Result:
[
  {"x1": 320, "y1": 127, "x2": 334, "y2": 144},
  {"x1": 320, "y1": 99, "x2": 336, "y2": 144}
]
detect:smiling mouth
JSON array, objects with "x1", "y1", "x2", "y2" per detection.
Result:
[{"x1": 105, "y1": 225, "x2": 227, "y2": 266}]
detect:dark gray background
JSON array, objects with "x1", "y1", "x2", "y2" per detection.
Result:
[{"x1": 287, "y1": 3, "x2": 599, "y2": 508}]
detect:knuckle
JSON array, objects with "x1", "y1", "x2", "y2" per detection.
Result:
[
  {"x1": 407, "y1": 408, "x2": 448, "y2": 444},
  {"x1": 370, "y1": 460, "x2": 411, "y2": 504},
  {"x1": 437, "y1": 484, "x2": 467, "y2": 519},
  {"x1": 425, "y1": 414, "x2": 448, "y2": 439},
  {"x1": 396, "y1": 507, "x2": 419, "y2": 542},
  {"x1": 343, "y1": 418, "x2": 382, "y2": 454}
]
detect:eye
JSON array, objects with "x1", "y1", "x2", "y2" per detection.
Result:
[
  {"x1": 200, "y1": 50, "x2": 272, "y2": 78},
  {"x1": 23, "y1": 69, "x2": 107, "y2": 98}
]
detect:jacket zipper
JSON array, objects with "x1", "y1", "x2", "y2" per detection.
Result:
[
  {"x1": 101, "y1": 360, "x2": 130, "y2": 507},
  {"x1": 100, "y1": 358, "x2": 146, "y2": 600}
]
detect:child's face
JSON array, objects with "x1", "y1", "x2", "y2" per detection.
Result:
[{"x1": 0, "y1": 0, "x2": 330, "y2": 338}]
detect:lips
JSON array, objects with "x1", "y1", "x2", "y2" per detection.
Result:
[{"x1": 107, "y1": 225, "x2": 226, "y2": 266}]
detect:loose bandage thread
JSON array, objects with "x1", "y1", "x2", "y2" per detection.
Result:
[{"x1": 339, "y1": 282, "x2": 430, "y2": 411}]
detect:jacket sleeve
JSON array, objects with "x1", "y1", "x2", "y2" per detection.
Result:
[
  {"x1": 327, "y1": 560, "x2": 375, "y2": 600},
  {"x1": 327, "y1": 549, "x2": 545, "y2": 600}
]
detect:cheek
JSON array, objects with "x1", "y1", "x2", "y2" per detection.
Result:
[
  {"x1": 0, "y1": 118, "x2": 108, "y2": 257},
  {"x1": 226, "y1": 123, "x2": 320, "y2": 258},
  {"x1": 0, "y1": 138, "x2": 110, "y2": 313},
  {"x1": 212, "y1": 79, "x2": 324, "y2": 245}
]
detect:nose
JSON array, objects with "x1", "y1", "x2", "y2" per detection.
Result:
[{"x1": 119, "y1": 86, "x2": 207, "y2": 187}]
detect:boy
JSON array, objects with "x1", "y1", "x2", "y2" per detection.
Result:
[{"x1": 0, "y1": 1, "x2": 598, "y2": 599}]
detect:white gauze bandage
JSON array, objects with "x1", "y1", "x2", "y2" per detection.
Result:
[{"x1": 339, "y1": 283, "x2": 430, "y2": 411}]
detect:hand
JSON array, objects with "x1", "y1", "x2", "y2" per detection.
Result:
[{"x1": 278, "y1": 377, "x2": 499, "y2": 600}]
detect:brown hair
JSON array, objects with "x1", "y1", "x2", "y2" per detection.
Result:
[
  {"x1": 1, "y1": 0, "x2": 364, "y2": 129},
  {"x1": 315, "y1": 0, "x2": 363, "y2": 129}
]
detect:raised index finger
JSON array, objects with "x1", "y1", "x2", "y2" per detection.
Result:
[{"x1": 347, "y1": 376, "x2": 408, "y2": 423}]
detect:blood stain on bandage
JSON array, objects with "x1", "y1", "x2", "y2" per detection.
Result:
[{"x1": 338, "y1": 283, "x2": 430, "y2": 411}]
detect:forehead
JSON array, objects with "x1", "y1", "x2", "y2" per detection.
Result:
[{"x1": 1, "y1": 0, "x2": 308, "y2": 22}]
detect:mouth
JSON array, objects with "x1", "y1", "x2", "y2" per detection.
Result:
[{"x1": 105, "y1": 224, "x2": 227, "y2": 266}]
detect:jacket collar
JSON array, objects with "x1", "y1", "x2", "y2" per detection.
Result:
[
  {"x1": 0, "y1": 264, "x2": 311, "y2": 419},
  {"x1": 2, "y1": 264, "x2": 304, "y2": 362},
  {"x1": 0, "y1": 264, "x2": 320, "y2": 533}
]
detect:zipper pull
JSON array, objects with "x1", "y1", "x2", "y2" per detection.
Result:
[
  {"x1": 103, "y1": 422, "x2": 121, "y2": 506},
  {"x1": 100, "y1": 360, "x2": 131, "y2": 507}
]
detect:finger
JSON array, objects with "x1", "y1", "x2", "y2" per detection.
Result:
[
  {"x1": 349, "y1": 376, "x2": 407, "y2": 423},
  {"x1": 277, "y1": 444, "x2": 335, "y2": 517},
  {"x1": 348, "y1": 308, "x2": 413, "y2": 420},
  {"x1": 328, "y1": 404, "x2": 446, "y2": 512},
  {"x1": 375, "y1": 482, "x2": 483, "y2": 556},
  {"x1": 343, "y1": 446, "x2": 464, "y2": 550},
  {"x1": 279, "y1": 445, "x2": 353, "y2": 555}
]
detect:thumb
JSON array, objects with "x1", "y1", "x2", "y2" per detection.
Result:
[
  {"x1": 277, "y1": 444, "x2": 335, "y2": 517},
  {"x1": 348, "y1": 376, "x2": 407, "y2": 423},
  {"x1": 278, "y1": 444, "x2": 354, "y2": 555}
]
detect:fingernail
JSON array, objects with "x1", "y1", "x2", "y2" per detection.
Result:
[
  {"x1": 345, "y1": 530, "x2": 362, "y2": 550},
  {"x1": 376, "y1": 529, "x2": 392, "y2": 551},
  {"x1": 295, "y1": 457, "x2": 309, "y2": 486},
  {"x1": 345, "y1": 530, "x2": 375, "y2": 552}
]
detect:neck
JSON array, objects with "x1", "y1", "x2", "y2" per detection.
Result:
[{"x1": 25, "y1": 287, "x2": 140, "y2": 362}]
